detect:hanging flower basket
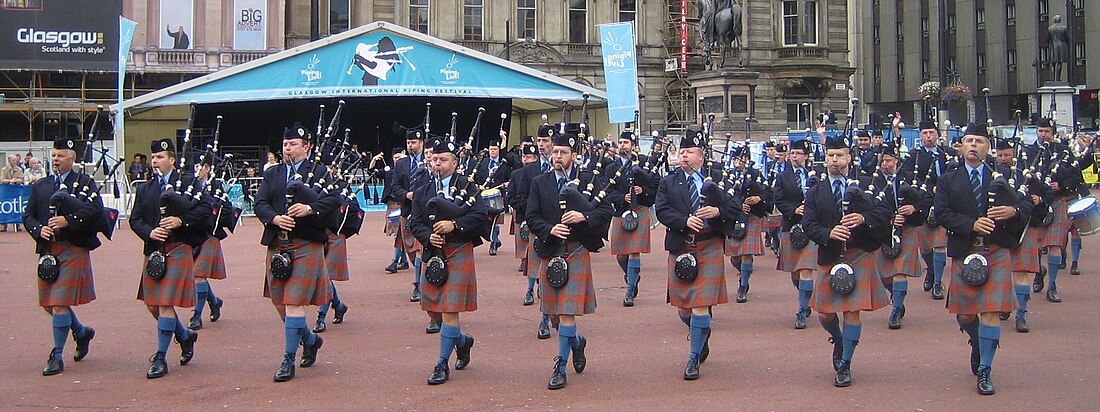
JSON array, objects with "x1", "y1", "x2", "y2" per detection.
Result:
[
  {"x1": 941, "y1": 84, "x2": 972, "y2": 103},
  {"x1": 918, "y1": 81, "x2": 941, "y2": 103}
]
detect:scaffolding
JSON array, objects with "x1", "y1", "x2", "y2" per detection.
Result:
[{"x1": 664, "y1": 0, "x2": 702, "y2": 133}]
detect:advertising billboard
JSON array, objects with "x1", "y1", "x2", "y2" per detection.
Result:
[
  {"x1": 233, "y1": 0, "x2": 266, "y2": 50},
  {"x1": 159, "y1": 0, "x2": 194, "y2": 50},
  {"x1": 0, "y1": 0, "x2": 123, "y2": 71}
]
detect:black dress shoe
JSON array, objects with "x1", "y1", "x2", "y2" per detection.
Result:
[
  {"x1": 300, "y1": 335, "x2": 323, "y2": 367},
  {"x1": 209, "y1": 297, "x2": 223, "y2": 322},
  {"x1": 313, "y1": 319, "x2": 326, "y2": 333},
  {"x1": 968, "y1": 339, "x2": 980, "y2": 376},
  {"x1": 923, "y1": 274, "x2": 934, "y2": 292},
  {"x1": 631, "y1": 281, "x2": 640, "y2": 298},
  {"x1": 547, "y1": 357, "x2": 567, "y2": 390},
  {"x1": 178, "y1": 330, "x2": 198, "y2": 366},
  {"x1": 73, "y1": 327, "x2": 95, "y2": 362},
  {"x1": 998, "y1": 312, "x2": 1010, "y2": 321},
  {"x1": 834, "y1": 363, "x2": 852, "y2": 387},
  {"x1": 427, "y1": 362, "x2": 449, "y2": 385},
  {"x1": 523, "y1": 290, "x2": 535, "y2": 306},
  {"x1": 571, "y1": 336, "x2": 587, "y2": 373},
  {"x1": 537, "y1": 320, "x2": 551, "y2": 340},
  {"x1": 736, "y1": 285, "x2": 748, "y2": 303},
  {"x1": 829, "y1": 337, "x2": 843, "y2": 371},
  {"x1": 518, "y1": 259, "x2": 526, "y2": 272},
  {"x1": 489, "y1": 244, "x2": 498, "y2": 256},
  {"x1": 683, "y1": 356, "x2": 700, "y2": 380},
  {"x1": 888, "y1": 307, "x2": 902, "y2": 330},
  {"x1": 1071, "y1": 261, "x2": 1081, "y2": 275},
  {"x1": 147, "y1": 353, "x2": 168, "y2": 379},
  {"x1": 1059, "y1": 256, "x2": 1067, "y2": 270},
  {"x1": 977, "y1": 366, "x2": 996, "y2": 395},
  {"x1": 1047, "y1": 285, "x2": 1062, "y2": 302},
  {"x1": 333, "y1": 304, "x2": 348, "y2": 324},
  {"x1": 931, "y1": 282, "x2": 944, "y2": 300},
  {"x1": 1033, "y1": 269, "x2": 1046, "y2": 293},
  {"x1": 397, "y1": 260, "x2": 410, "y2": 270},
  {"x1": 455, "y1": 334, "x2": 475, "y2": 370},
  {"x1": 426, "y1": 320, "x2": 441, "y2": 334},
  {"x1": 1016, "y1": 313, "x2": 1029, "y2": 333},
  {"x1": 410, "y1": 285, "x2": 422, "y2": 303},
  {"x1": 384, "y1": 261, "x2": 399, "y2": 273},
  {"x1": 43, "y1": 351, "x2": 63, "y2": 376},
  {"x1": 188, "y1": 316, "x2": 203, "y2": 330},
  {"x1": 794, "y1": 310, "x2": 807, "y2": 330},
  {"x1": 623, "y1": 292, "x2": 634, "y2": 307},
  {"x1": 699, "y1": 328, "x2": 712, "y2": 363},
  {"x1": 273, "y1": 354, "x2": 295, "y2": 382}
]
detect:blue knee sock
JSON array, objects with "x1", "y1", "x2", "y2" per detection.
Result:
[
  {"x1": 1049, "y1": 255, "x2": 1063, "y2": 286},
  {"x1": 194, "y1": 282, "x2": 210, "y2": 318},
  {"x1": 797, "y1": 280, "x2": 814, "y2": 312},
  {"x1": 978, "y1": 324, "x2": 1001, "y2": 367},
  {"x1": 739, "y1": 262, "x2": 753, "y2": 287},
  {"x1": 627, "y1": 256, "x2": 641, "y2": 288},
  {"x1": 921, "y1": 252, "x2": 934, "y2": 277},
  {"x1": 1015, "y1": 284, "x2": 1031, "y2": 316},
  {"x1": 841, "y1": 323, "x2": 862, "y2": 362},
  {"x1": 616, "y1": 256, "x2": 629, "y2": 275},
  {"x1": 892, "y1": 280, "x2": 908, "y2": 310},
  {"x1": 439, "y1": 324, "x2": 460, "y2": 364},
  {"x1": 527, "y1": 276, "x2": 537, "y2": 292},
  {"x1": 557, "y1": 325, "x2": 577, "y2": 361},
  {"x1": 392, "y1": 247, "x2": 403, "y2": 262},
  {"x1": 933, "y1": 251, "x2": 947, "y2": 284},
  {"x1": 491, "y1": 225, "x2": 500, "y2": 244},
  {"x1": 284, "y1": 317, "x2": 306, "y2": 354},
  {"x1": 157, "y1": 316, "x2": 176, "y2": 354},
  {"x1": 51, "y1": 314, "x2": 71, "y2": 354},
  {"x1": 329, "y1": 282, "x2": 342, "y2": 308},
  {"x1": 1071, "y1": 237, "x2": 1082, "y2": 263},
  {"x1": 689, "y1": 314, "x2": 712, "y2": 356},
  {"x1": 958, "y1": 318, "x2": 979, "y2": 342},
  {"x1": 206, "y1": 284, "x2": 219, "y2": 304},
  {"x1": 820, "y1": 315, "x2": 842, "y2": 340},
  {"x1": 413, "y1": 257, "x2": 423, "y2": 284},
  {"x1": 68, "y1": 310, "x2": 85, "y2": 336},
  {"x1": 173, "y1": 318, "x2": 191, "y2": 340},
  {"x1": 317, "y1": 302, "x2": 330, "y2": 319},
  {"x1": 679, "y1": 313, "x2": 692, "y2": 327}
]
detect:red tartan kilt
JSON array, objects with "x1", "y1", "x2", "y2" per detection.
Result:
[
  {"x1": 919, "y1": 225, "x2": 948, "y2": 250},
  {"x1": 947, "y1": 247, "x2": 1014, "y2": 315},
  {"x1": 666, "y1": 237, "x2": 729, "y2": 308},
  {"x1": 399, "y1": 216, "x2": 422, "y2": 254},
  {"x1": 326, "y1": 231, "x2": 350, "y2": 281},
  {"x1": 385, "y1": 202, "x2": 401, "y2": 237},
  {"x1": 513, "y1": 219, "x2": 529, "y2": 259},
  {"x1": 525, "y1": 242, "x2": 539, "y2": 279},
  {"x1": 778, "y1": 231, "x2": 818, "y2": 273},
  {"x1": 263, "y1": 239, "x2": 330, "y2": 306},
  {"x1": 610, "y1": 207, "x2": 652, "y2": 255},
  {"x1": 420, "y1": 243, "x2": 478, "y2": 313},
  {"x1": 137, "y1": 242, "x2": 196, "y2": 307},
  {"x1": 725, "y1": 215, "x2": 764, "y2": 256},
  {"x1": 1011, "y1": 229, "x2": 1042, "y2": 273},
  {"x1": 812, "y1": 251, "x2": 890, "y2": 314},
  {"x1": 39, "y1": 241, "x2": 96, "y2": 307},
  {"x1": 763, "y1": 215, "x2": 782, "y2": 230},
  {"x1": 537, "y1": 242, "x2": 596, "y2": 315},
  {"x1": 875, "y1": 227, "x2": 923, "y2": 278},
  {"x1": 193, "y1": 237, "x2": 227, "y2": 280},
  {"x1": 1040, "y1": 198, "x2": 1071, "y2": 247}
]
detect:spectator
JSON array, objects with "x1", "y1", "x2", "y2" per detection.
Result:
[
  {"x1": 23, "y1": 157, "x2": 47, "y2": 184},
  {"x1": 1, "y1": 154, "x2": 24, "y2": 184},
  {"x1": 128, "y1": 153, "x2": 151, "y2": 182},
  {"x1": 263, "y1": 151, "x2": 280, "y2": 171},
  {"x1": 23, "y1": 151, "x2": 33, "y2": 170}
]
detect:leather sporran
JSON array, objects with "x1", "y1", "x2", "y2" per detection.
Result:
[
  {"x1": 790, "y1": 224, "x2": 809, "y2": 249},
  {"x1": 424, "y1": 255, "x2": 449, "y2": 286},
  {"x1": 925, "y1": 206, "x2": 939, "y2": 227},
  {"x1": 146, "y1": 251, "x2": 168, "y2": 280},
  {"x1": 270, "y1": 250, "x2": 293, "y2": 280},
  {"x1": 674, "y1": 253, "x2": 698, "y2": 282},
  {"x1": 881, "y1": 234, "x2": 902, "y2": 259},
  {"x1": 546, "y1": 256, "x2": 569, "y2": 288},
  {"x1": 731, "y1": 222, "x2": 747, "y2": 240},
  {"x1": 37, "y1": 254, "x2": 59, "y2": 282},
  {"x1": 961, "y1": 253, "x2": 990, "y2": 286},
  {"x1": 620, "y1": 210, "x2": 639, "y2": 232},
  {"x1": 519, "y1": 221, "x2": 531, "y2": 241},
  {"x1": 828, "y1": 263, "x2": 856, "y2": 295}
]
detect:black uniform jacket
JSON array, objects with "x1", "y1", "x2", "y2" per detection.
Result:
[
  {"x1": 934, "y1": 164, "x2": 1033, "y2": 258},
  {"x1": 408, "y1": 173, "x2": 488, "y2": 259},
  {"x1": 604, "y1": 154, "x2": 660, "y2": 214},
  {"x1": 655, "y1": 167, "x2": 743, "y2": 252},
  {"x1": 526, "y1": 167, "x2": 613, "y2": 258},
  {"x1": 802, "y1": 174, "x2": 893, "y2": 265},
  {"x1": 130, "y1": 170, "x2": 213, "y2": 256},
  {"x1": 254, "y1": 160, "x2": 341, "y2": 246},
  {"x1": 24, "y1": 172, "x2": 105, "y2": 254}
]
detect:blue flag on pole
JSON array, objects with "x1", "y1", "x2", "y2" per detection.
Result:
[
  {"x1": 117, "y1": 17, "x2": 137, "y2": 146},
  {"x1": 599, "y1": 22, "x2": 639, "y2": 124}
]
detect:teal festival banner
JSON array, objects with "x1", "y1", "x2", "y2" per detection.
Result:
[{"x1": 598, "y1": 22, "x2": 640, "y2": 124}]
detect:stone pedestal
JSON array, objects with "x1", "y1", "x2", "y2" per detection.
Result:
[
  {"x1": 1038, "y1": 82, "x2": 1077, "y2": 128},
  {"x1": 688, "y1": 69, "x2": 765, "y2": 140}
]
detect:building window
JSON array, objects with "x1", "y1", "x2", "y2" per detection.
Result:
[
  {"x1": 1007, "y1": 49, "x2": 1017, "y2": 72},
  {"x1": 462, "y1": 0, "x2": 484, "y2": 40},
  {"x1": 517, "y1": 0, "x2": 536, "y2": 40},
  {"x1": 1039, "y1": 46, "x2": 1050, "y2": 69},
  {"x1": 873, "y1": 64, "x2": 881, "y2": 84},
  {"x1": 977, "y1": 53, "x2": 986, "y2": 74},
  {"x1": 1075, "y1": 0, "x2": 1085, "y2": 17},
  {"x1": 1077, "y1": 42, "x2": 1087, "y2": 66},
  {"x1": 897, "y1": 61, "x2": 905, "y2": 81},
  {"x1": 568, "y1": 0, "x2": 587, "y2": 43},
  {"x1": 922, "y1": 59, "x2": 930, "y2": 81},
  {"x1": 975, "y1": 8, "x2": 985, "y2": 30},
  {"x1": 896, "y1": 22, "x2": 904, "y2": 42},
  {"x1": 1006, "y1": 4, "x2": 1016, "y2": 26},
  {"x1": 1039, "y1": 0, "x2": 1049, "y2": 22},
  {"x1": 803, "y1": 1, "x2": 818, "y2": 45},
  {"x1": 619, "y1": 0, "x2": 636, "y2": 22},
  {"x1": 782, "y1": 1, "x2": 799, "y2": 45},
  {"x1": 947, "y1": 14, "x2": 956, "y2": 33},
  {"x1": 921, "y1": 18, "x2": 929, "y2": 38},
  {"x1": 2, "y1": 0, "x2": 43, "y2": 8},
  {"x1": 787, "y1": 103, "x2": 814, "y2": 130},
  {"x1": 947, "y1": 57, "x2": 957, "y2": 74},
  {"x1": 330, "y1": 0, "x2": 350, "y2": 34},
  {"x1": 409, "y1": 0, "x2": 429, "y2": 34},
  {"x1": 873, "y1": 25, "x2": 880, "y2": 45}
]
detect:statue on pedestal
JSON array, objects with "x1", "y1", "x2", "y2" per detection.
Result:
[
  {"x1": 1048, "y1": 15, "x2": 1070, "y2": 82},
  {"x1": 698, "y1": 0, "x2": 744, "y2": 70}
]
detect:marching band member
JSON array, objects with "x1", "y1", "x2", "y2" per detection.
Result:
[
  {"x1": 606, "y1": 130, "x2": 659, "y2": 307},
  {"x1": 254, "y1": 125, "x2": 340, "y2": 382},
  {"x1": 1067, "y1": 132, "x2": 1095, "y2": 275},
  {"x1": 314, "y1": 174, "x2": 361, "y2": 334},
  {"x1": 509, "y1": 142, "x2": 539, "y2": 302},
  {"x1": 509, "y1": 125, "x2": 557, "y2": 337},
  {"x1": 380, "y1": 148, "x2": 411, "y2": 273},
  {"x1": 408, "y1": 139, "x2": 488, "y2": 385},
  {"x1": 934, "y1": 123, "x2": 1031, "y2": 395},
  {"x1": 763, "y1": 144, "x2": 788, "y2": 255},
  {"x1": 802, "y1": 134, "x2": 892, "y2": 388},
  {"x1": 189, "y1": 159, "x2": 227, "y2": 330},
  {"x1": 526, "y1": 132, "x2": 613, "y2": 390},
  {"x1": 774, "y1": 139, "x2": 821, "y2": 329},
  {"x1": 902, "y1": 117, "x2": 957, "y2": 300},
  {"x1": 655, "y1": 130, "x2": 741, "y2": 380},
  {"x1": 724, "y1": 145, "x2": 771, "y2": 303},
  {"x1": 476, "y1": 137, "x2": 512, "y2": 255},
  {"x1": 392, "y1": 129, "x2": 428, "y2": 303},
  {"x1": 995, "y1": 139, "x2": 1051, "y2": 333},
  {"x1": 130, "y1": 139, "x2": 209, "y2": 379},
  {"x1": 24, "y1": 137, "x2": 103, "y2": 376}
]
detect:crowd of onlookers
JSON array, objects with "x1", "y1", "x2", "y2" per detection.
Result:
[{"x1": 1, "y1": 152, "x2": 49, "y2": 231}]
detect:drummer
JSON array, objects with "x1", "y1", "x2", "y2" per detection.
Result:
[
  {"x1": 378, "y1": 148, "x2": 410, "y2": 273},
  {"x1": 508, "y1": 125, "x2": 557, "y2": 337},
  {"x1": 1066, "y1": 132, "x2": 1096, "y2": 275},
  {"x1": 510, "y1": 143, "x2": 539, "y2": 301},
  {"x1": 995, "y1": 139, "x2": 1051, "y2": 333},
  {"x1": 475, "y1": 137, "x2": 512, "y2": 256}
]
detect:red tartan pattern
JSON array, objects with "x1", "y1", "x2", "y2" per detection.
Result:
[
  {"x1": 724, "y1": 215, "x2": 764, "y2": 256},
  {"x1": 193, "y1": 237, "x2": 227, "y2": 280},
  {"x1": 919, "y1": 225, "x2": 948, "y2": 250},
  {"x1": 263, "y1": 238, "x2": 331, "y2": 306},
  {"x1": 399, "y1": 216, "x2": 423, "y2": 254},
  {"x1": 609, "y1": 206, "x2": 653, "y2": 255},
  {"x1": 947, "y1": 246, "x2": 1015, "y2": 315},
  {"x1": 537, "y1": 242, "x2": 597, "y2": 315},
  {"x1": 778, "y1": 232, "x2": 818, "y2": 272},
  {"x1": 1040, "y1": 198, "x2": 1071, "y2": 248},
  {"x1": 38, "y1": 241, "x2": 96, "y2": 307},
  {"x1": 137, "y1": 242, "x2": 196, "y2": 308},
  {"x1": 666, "y1": 237, "x2": 729, "y2": 308},
  {"x1": 875, "y1": 227, "x2": 924, "y2": 278},
  {"x1": 812, "y1": 251, "x2": 890, "y2": 314},
  {"x1": 1011, "y1": 228, "x2": 1042, "y2": 273},
  {"x1": 419, "y1": 243, "x2": 478, "y2": 313},
  {"x1": 513, "y1": 219, "x2": 529, "y2": 259},
  {"x1": 325, "y1": 231, "x2": 351, "y2": 281}
]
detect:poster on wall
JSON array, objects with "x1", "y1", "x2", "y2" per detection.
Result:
[
  {"x1": 0, "y1": 0, "x2": 123, "y2": 71},
  {"x1": 159, "y1": 0, "x2": 194, "y2": 50},
  {"x1": 233, "y1": 0, "x2": 267, "y2": 50}
]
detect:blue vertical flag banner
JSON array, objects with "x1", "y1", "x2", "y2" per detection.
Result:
[
  {"x1": 117, "y1": 17, "x2": 137, "y2": 152},
  {"x1": 599, "y1": 22, "x2": 639, "y2": 124}
]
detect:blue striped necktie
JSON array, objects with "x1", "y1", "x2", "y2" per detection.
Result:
[
  {"x1": 970, "y1": 169, "x2": 984, "y2": 210},
  {"x1": 833, "y1": 180, "x2": 843, "y2": 210}
]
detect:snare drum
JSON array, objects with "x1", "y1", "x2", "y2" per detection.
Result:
[
  {"x1": 384, "y1": 208, "x2": 401, "y2": 236},
  {"x1": 482, "y1": 188, "x2": 505, "y2": 211},
  {"x1": 1067, "y1": 196, "x2": 1100, "y2": 236}
]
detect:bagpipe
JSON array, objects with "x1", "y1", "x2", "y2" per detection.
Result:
[
  {"x1": 828, "y1": 99, "x2": 880, "y2": 295},
  {"x1": 422, "y1": 168, "x2": 483, "y2": 287}
]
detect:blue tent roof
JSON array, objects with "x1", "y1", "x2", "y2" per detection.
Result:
[{"x1": 118, "y1": 22, "x2": 605, "y2": 110}]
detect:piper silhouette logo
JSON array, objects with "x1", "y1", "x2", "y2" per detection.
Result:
[{"x1": 0, "y1": 195, "x2": 27, "y2": 215}]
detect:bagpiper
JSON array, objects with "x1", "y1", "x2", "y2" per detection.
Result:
[
  {"x1": 606, "y1": 129, "x2": 659, "y2": 307},
  {"x1": 773, "y1": 139, "x2": 823, "y2": 329}
]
